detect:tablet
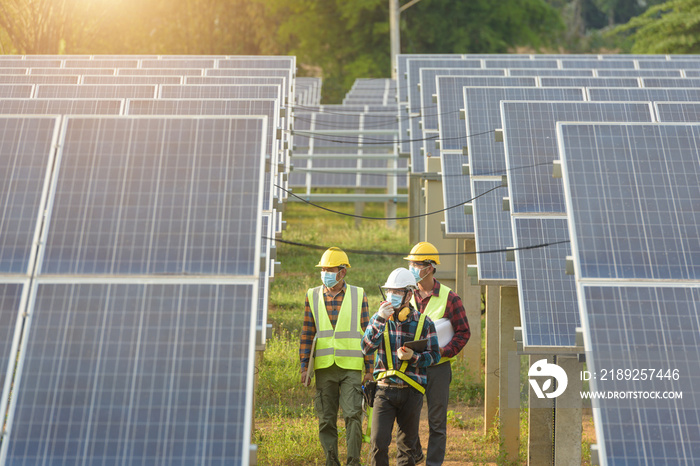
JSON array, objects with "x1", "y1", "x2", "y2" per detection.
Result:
[{"x1": 403, "y1": 339, "x2": 428, "y2": 352}]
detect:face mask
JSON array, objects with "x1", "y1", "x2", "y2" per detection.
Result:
[
  {"x1": 321, "y1": 271, "x2": 339, "y2": 288},
  {"x1": 409, "y1": 266, "x2": 425, "y2": 283},
  {"x1": 388, "y1": 292, "x2": 404, "y2": 309}
]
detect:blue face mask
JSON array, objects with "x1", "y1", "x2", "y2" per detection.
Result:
[
  {"x1": 388, "y1": 292, "x2": 404, "y2": 309},
  {"x1": 409, "y1": 266, "x2": 424, "y2": 283},
  {"x1": 321, "y1": 271, "x2": 339, "y2": 288}
]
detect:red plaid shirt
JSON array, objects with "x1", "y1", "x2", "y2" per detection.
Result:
[
  {"x1": 299, "y1": 282, "x2": 372, "y2": 374},
  {"x1": 413, "y1": 279, "x2": 470, "y2": 359}
]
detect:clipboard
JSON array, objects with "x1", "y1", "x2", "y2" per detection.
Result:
[
  {"x1": 403, "y1": 339, "x2": 428, "y2": 352},
  {"x1": 303, "y1": 336, "x2": 317, "y2": 387}
]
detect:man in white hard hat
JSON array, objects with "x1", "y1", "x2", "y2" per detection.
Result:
[
  {"x1": 362, "y1": 267, "x2": 440, "y2": 466},
  {"x1": 405, "y1": 242, "x2": 471, "y2": 466},
  {"x1": 300, "y1": 247, "x2": 373, "y2": 466}
]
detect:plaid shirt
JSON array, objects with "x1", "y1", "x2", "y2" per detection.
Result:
[
  {"x1": 362, "y1": 305, "x2": 440, "y2": 387},
  {"x1": 414, "y1": 279, "x2": 470, "y2": 359},
  {"x1": 299, "y1": 282, "x2": 372, "y2": 374}
]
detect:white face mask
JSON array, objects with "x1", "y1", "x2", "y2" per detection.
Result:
[
  {"x1": 409, "y1": 265, "x2": 427, "y2": 282},
  {"x1": 387, "y1": 292, "x2": 404, "y2": 309}
]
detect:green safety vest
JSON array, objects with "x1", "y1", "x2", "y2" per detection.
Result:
[
  {"x1": 411, "y1": 283, "x2": 455, "y2": 365},
  {"x1": 308, "y1": 285, "x2": 365, "y2": 371},
  {"x1": 376, "y1": 312, "x2": 427, "y2": 394}
]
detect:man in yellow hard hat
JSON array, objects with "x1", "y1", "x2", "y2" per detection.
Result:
[
  {"x1": 300, "y1": 247, "x2": 373, "y2": 466},
  {"x1": 405, "y1": 242, "x2": 471, "y2": 466}
]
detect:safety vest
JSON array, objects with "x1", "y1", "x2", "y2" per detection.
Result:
[
  {"x1": 411, "y1": 283, "x2": 454, "y2": 365},
  {"x1": 308, "y1": 285, "x2": 364, "y2": 371},
  {"x1": 376, "y1": 312, "x2": 427, "y2": 394}
]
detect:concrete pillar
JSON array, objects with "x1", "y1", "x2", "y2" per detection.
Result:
[
  {"x1": 409, "y1": 174, "x2": 422, "y2": 244},
  {"x1": 455, "y1": 239, "x2": 481, "y2": 382},
  {"x1": 528, "y1": 355, "x2": 554, "y2": 466},
  {"x1": 423, "y1": 156, "x2": 455, "y2": 290},
  {"x1": 554, "y1": 356, "x2": 583, "y2": 466},
  {"x1": 484, "y1": 285, "x2": 499, "y2": 434},
  {"x1": 499, "y1": 286, "x2": 520, "y2": 463}
]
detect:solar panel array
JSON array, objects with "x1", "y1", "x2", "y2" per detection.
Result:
[
  {"x1": 0, "y1": 55, "x2": 294, "y2": 465},
  {"x1": 400, "y1": 53, "x2": 700, "y2": 466}
]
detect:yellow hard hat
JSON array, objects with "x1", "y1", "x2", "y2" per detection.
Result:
[
  {"x1": 403, "y1": 242, "x2": 440, "y2": 265},
  {"x1": 316, "y1": 247, "x2": 351, "y2": 268}
]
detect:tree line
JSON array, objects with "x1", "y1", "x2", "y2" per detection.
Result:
[{"x1": 0, "y1": 0, "x2": 695, "y2": 102}]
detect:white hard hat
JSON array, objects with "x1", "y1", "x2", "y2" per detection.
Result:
[{"x1": 382, "y1": 267, "x2": 417, "y2": 290}]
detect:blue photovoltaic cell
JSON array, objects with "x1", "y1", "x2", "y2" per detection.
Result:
[
  {"x1": 4, "y1": 281, "x2": 256, "y2": 466},
  {"x1": 441, "y1": 152, "x2": 473, "y2": 236},
  {"x1": 472, "y1": 179, "x2": 515, "y2": 282},
  {"x1": 587, "y1": 87, "x2": 700, "y2": 103},
  {"x1": 436, "y1": 77, "x2": 536, "y2": 152},
  {"x1": 81, "y1": 75, "x2": 183, "y2": 85},
  {"x1": 0, "y1": 99, "x2": 123, "y2": 115},
  {"x1": 558, "y1": 123, "x2": 700, "y2": 280},
  {"x1": 501, "y1": 101, "x2": 654, "y2": 214},
  {"x1": 581, "y1": 284, "x2": 700, "y2": 466},
  {"x1": 463, "y1": 87, "x2": 585, "y2": 176},
  {"x1": 560, "y1": 59, "x2": 635, "y2": 69},
  {"x1": 40, "y1": 116, "x2": 267, "y2": 276},
  {"x1": 483, "y1": 59, "x2": 558, "y2": 69},
  {"x1": 160, "y1": 85, "x2": 281, "y2": 100},
  {"x1": 396, "y1": 54, "x2": 462, "y2": 103},
  {"x1": 0, "y1": 282, "x2": 25, "y2": 424},
  {"x1": 642, "y1": 77, "x2": 700, "y2": 88},
  {"x1": 0, "y1": 116, "x2": 60, "y2": 275},
  {"x1": 639, "y1": 59, "x2": 700, "y2": 69},
  {"x1": 409, "y1": 114, "x2": 425, "y2": 173},
  {"x1": 655, "y1": 102, "x2": 700, "y2": 122},
  {"x1": 508, "y1": 69, "x2": 593, "y2": 77},
  {"x1": 34, "y1": 84, "x2": 157, "y2": 99},
  {"x1": 419, "y1": 68, "x2": 506, "y2": 131},
  {"x1": 596, "y1": 69, "x2": 683, "y2": 78},
  {"x1": 513, "y1": 217, "x2": 577, "y2": 347}
]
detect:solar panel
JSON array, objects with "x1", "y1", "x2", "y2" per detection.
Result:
[
  {"x1": 81, "y1": 75, "x2": 183, "y2": 85},
  {"x1": 682, "y1": 70, "x2": 700, "y2": 78},
  {"x1": 418, "y1": 69, "x2": 507, "y2": 130},
  {"x1": 483, "y1": 59, "x2": 558, "y2": 69},
  {"x1": 0, "y1": 68, "x2": 29, "y2": 75},
  {"x1": 596, "y1": 69, "x2": 682, "y2": 78},
  {"x1": 560, "y1": 59, "x2": 635, "y2": 69},
  {"x1": 0, "y1": 280, "x2": 27, "y2": 428},
  {"x1": 540, "y1": 77, "x2": 640, "y2": 88},
  {"x1": 557, "y1": 122, "x2": 700, "y2": 281},
  {"x1": 405, "y1": 59, "x2": 481, "y2": 112},
  {"x1": 440, "y1": 153, "x2": 474, "y2": 236},
  {"x1": 654, "y1": 102, "x2": 700, "y2": 122},
  {"x1": 0, "y1": 59, "x2": 61, "y2": 68},
  {"x1": 587, "y1": 87, "x2": 700, "y2": 102},
  {"x1": 34, "y1": 84, "x2": 157, "y2": 99},
  {"x1": 578, "y1": 283, "x2": 700, "y2": 466},
  {"x1": 508, "y1": 68, "x2": 594, "y2": 77},
  {"x1": 396, "y1": 54, "x2": 462, "y2": 103},
  {"x1": 462, "y1": 87, "x2": 586, "y2": 175},
  {"x1": 642, "y1": 77, "x2": 700, "y2": 88},
  {"x1": 638, "y1": 59, "x2": 700, "y2": 69},
  {"x1": 2, "y1": 280, "x2": 258, "y2": 465},
  {"x1": 117, "y1": 68, "x2": 203, "y2": 77},
  {"x1": 409, "y1": 113, "x2": 424, "y2": 173},
  {"x1": 513, "y1": 217, "x2": 577, "y2": 347},
  {"x1": 64, "y1": 58, "x2": 139, "y2": 68},
  {"x1": 32, "y1": 67, "x2": 116, "y2": 75},
  {"x1": 141, "y1": 58, "x2": 216, "y2": 69},
  {"x1": 0, "y1": 75, "x2": 79, "y2": 84},
  {"x1": 159, "y1": 84, "x2": 280, "y2": 100},
  {"x1": 0, "y1": 116, "x2": 61, "y2": 275},
  {"x1": 501, "y1": 101, "x2": 655, "y2": 214},
  {"x1": 218, "y1": 57, "x2": 295, "y2": 70},
  {"x1": 38, "y1": 116, "x2": 268, "y2": 277},
  {"x1": 0, "y1": 99, "x2": 123, "y2": 115},
  {"x1": 471, "y1": 179, "x2": 515, "y2": 283},
  {"x1": 0, "y1": 84, "x2": 34, "y2": 98}
]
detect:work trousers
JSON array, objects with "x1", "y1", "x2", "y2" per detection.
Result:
[
  {"x1": 414, "y1": 362, "x2": 451, "y2": 466},
  {"x1": 370, "y1": 386, "x2": 424, "y2": 466},
  {"x1": 314, "y1": 364, "x2": 363, "y2": 466}
]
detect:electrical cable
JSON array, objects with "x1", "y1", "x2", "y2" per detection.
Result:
[
  {"x1": 289, "y1": 161, "x2": 554, "y2": 178},
  {"x1": 274, "y1": 183, "x2": 501, "y2": 220},
  {"x1": 288, "y1": 129, "x2": 494, "y2": 145},
  {"x1": 262, "y1": 235, "x2": 570, "y2": 257}
]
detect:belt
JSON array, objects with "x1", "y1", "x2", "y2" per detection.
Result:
[{"x1": 377, "y1": 381, "x2": 408, "y2": 389}]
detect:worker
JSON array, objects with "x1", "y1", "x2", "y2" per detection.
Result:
[
  {"x1": 405, "y1": 242, "x2": 471, "y2": 466},
  {"x1": 300, "y1": 246, "x2": 373, "y2": 466},
  {"x1": 362, "y1": 267, "x2": 440, "y2": 466}
]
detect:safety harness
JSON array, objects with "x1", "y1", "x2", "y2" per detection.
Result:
[{"x1": 376, "y1": 311, "x2": 427, "y2": 394}]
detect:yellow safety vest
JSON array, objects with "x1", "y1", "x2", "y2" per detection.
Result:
[
  {"x1": 308, "y1": 285, "x2": 364, "y2": 371},
  {"x1": 376, "y1": 313, "x2": 427, "y2": 394},
  {"x1": 411, "y1": 283, "x2": 455, "y2": 365}
]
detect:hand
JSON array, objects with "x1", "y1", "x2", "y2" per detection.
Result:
[
  {"x1": 301, "y1": 370, "x2": 312, "y2": 387},
  {"x1": 377, "y1": 301, "x2": 393, "y2": 320},
  {"x1": 363, "y1": 372, "x2": 374, "y2": 384},
  {"x1": 397, "y1": 346, "x2": 414, "y2": 361}
]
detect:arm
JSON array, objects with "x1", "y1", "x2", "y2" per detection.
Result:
[
  {"x1": 441, "y1": 292, "x2": 471, "y2": 359},
  {"x1": 299, "y1": 294, "x2": 316, "y2": 379},
  {"x1": 360, "y1": 292, "x2": 374, "y2": 382},
  {"x1": 362, "y1": 312, "x2": 387, "y2": 356}
]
